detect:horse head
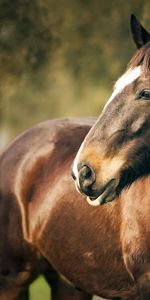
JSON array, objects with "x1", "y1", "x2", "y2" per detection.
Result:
[{"x1": 72, "y1": 15, "x2": 150, "y2": 206}]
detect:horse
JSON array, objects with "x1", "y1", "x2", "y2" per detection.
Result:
[
  {"x1": 72, "y1": 14, "x2": 150, "y2": 300},
  {"x1": 2, "y1": 119, "x2": 150, "y2": 300},
  {"x1": 0, "y1": 15, "x2": 150, "y2": 300},
  {"x1": 1, "y1": 116, "x2": 148, "y2": 300}
]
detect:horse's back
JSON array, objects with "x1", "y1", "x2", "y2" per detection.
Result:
[
  {"x1": 0, "y1": 118, "x2": 95, "y2": 195},
  {"x1": 0, "y1": 117, "x2": 95, "y2": 235}
]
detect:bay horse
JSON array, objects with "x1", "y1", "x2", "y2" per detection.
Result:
[
  {"x1": 0, "y1": 15, "x2": 150, "y2": 300},
  {"x1": 72, "y1": 15, "x2": 150, "y2": 300},
  {"x1": 1, "y1": 116, "x2": 149, "y2": 300}
]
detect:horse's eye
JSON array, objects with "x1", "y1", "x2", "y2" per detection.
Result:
[{"x1": 138, "y1": 89, "x2": 150, "y2": 100}]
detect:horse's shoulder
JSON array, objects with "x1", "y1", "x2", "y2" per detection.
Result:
[{"x1": 0, "y1": 117, "x2": 94, "y2": 201}]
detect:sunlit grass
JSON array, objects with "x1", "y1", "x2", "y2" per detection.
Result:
[{"x1": 30, "y1": 276, "x2": 51, "y2": 300}]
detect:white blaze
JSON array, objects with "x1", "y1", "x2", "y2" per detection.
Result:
[{"x1": 104, "y1": 66, "x2": 141, "y2": 109}]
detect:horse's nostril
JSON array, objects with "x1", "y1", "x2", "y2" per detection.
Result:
[
  {"x1": 80, "y1": 165, "x2": 92, "y2": 180},
  {"x1": 78, "y1": 164, "x2": 95, "y2": 193}
]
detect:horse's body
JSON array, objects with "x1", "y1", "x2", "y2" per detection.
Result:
[
  {"x1": 1, "y1": 117, "x2": 150, "y2": 300},
  {"x1": 72, "y1": 16, "x2": 150, "y2": 300},
  {"x1": 0, "y1": 118, "x2": 96, "y2": 300},
  {"x1": 1, "y1": 15, "x2": 150, "y2": 300}
]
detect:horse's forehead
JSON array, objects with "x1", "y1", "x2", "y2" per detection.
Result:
[{"x1": 104, "y1": 66, "x2": 141, "y2": 109}]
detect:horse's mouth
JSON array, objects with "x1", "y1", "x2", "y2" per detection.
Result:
[{"x1": 86, "y1": 178, "x2": 117, "y2": 206}]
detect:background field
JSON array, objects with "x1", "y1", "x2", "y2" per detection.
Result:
[
  {"x1": 0, "y1": 1, "x2": 149, "y2": 299},
  {"x1": 0, "y1": 0, "x2": 149, "y2": 145}
]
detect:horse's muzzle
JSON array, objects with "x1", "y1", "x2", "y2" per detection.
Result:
[
  {"x1": 72, "y1": 163, "x2": 118, "y2": 206},
  {"x1": 86, "y1": 178, "x2": 117, "y2": 206}
]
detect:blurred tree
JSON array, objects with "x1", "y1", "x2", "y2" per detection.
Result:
[
  {"x1": 0, "y1": 0, "x2": 57, "y2": 75},
  {"x1": 0, "y1": 0, "x2": 149, "y2": 139}
]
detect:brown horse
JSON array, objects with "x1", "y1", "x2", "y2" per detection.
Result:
[
  {"x1": 72, "y1": 15, "x2": 150, "y2": 300},
  {"x1": 1, "y1": 117, "x2": 150, "y2": 300},
  {"x1": 0, "y1": 15, "x2": 150, "y2": 300}
]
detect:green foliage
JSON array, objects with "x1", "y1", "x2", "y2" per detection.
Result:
[
  {"x1": 0, "y1": 0, "x2": 55, "y2": 75},
  {"x1": 0, "y1": 0, "x2": 149, "y2": 139}
]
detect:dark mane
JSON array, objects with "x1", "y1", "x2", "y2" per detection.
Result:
[{"x1": 128, "y1": 42, "x2": 150, "y2": 76}]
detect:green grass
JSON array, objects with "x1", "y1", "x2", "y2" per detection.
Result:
[
  {"x1": 29, "y1": 276, "x2": 101, "y2": 300},
  {"x1": 30, "y1": 276, "x2": 51, "y2": 300}
]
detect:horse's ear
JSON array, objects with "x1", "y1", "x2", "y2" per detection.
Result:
[{"x1": 130, "y1": 14, "x2": 150, "y2": 49}]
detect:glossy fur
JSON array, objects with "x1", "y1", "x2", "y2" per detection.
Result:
[
  {"x1": 1, "y1": 117, "x2": 150, "y2": 300},
  {"x1": 0, "y1": 118, "x2": 95, "y2": 300},
  {"x1": 1, "y1": 15, "x2": 150, "y2": 300}
]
